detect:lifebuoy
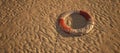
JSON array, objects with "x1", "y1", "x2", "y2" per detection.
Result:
[{"x1": 59, "y1": 10, "x2": 94, "y2": 35}]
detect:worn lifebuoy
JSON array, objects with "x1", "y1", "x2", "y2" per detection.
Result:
[{"x1": 59, "y1": 10, "x2": 94, "y2": 35}]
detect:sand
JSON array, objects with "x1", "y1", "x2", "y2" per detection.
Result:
[{"x1": 0, "y1": 0, "x2": 120, "y2": 53}]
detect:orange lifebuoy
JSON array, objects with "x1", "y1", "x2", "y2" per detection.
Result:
[{"x1": 59, "y1": 10, "x2": 94, "y2": 35}]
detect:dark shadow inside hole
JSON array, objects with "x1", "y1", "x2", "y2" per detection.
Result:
[{"x1": 65, "y1": 13, "x2": 87, "y2": 29}]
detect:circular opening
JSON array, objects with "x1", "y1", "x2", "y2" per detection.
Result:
[{"x1": 65, "y1": 13, "x2": 87, "y2": 29}]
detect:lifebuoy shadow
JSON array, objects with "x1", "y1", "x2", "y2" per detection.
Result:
[{"x1": 56, "y1": 12, "x2": 87, "y2": 37}]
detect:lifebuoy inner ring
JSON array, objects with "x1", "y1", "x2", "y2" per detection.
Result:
[{"x1": 59, "y1": 10, "x2": 94, "y2": 35}]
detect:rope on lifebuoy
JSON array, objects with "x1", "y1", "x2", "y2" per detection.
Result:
[{"x1": 59, "y1": 10, "x2": 94, "y2": 35}]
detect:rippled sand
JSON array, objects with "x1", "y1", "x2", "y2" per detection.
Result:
[{"x1": 0, "y1": 0, "x2": 120, "y2": 53}]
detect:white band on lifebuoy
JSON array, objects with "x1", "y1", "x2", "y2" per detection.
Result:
[{"x1": 59, "y1": 10, "x2": 94, "y2": 35}]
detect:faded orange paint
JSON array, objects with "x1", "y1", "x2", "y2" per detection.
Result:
[
  {"x1": 80, "y1": 11, "x2": 91, "y2": 21},
  {"x1": 59, "y1": 18, "x2": 71, "y2": 32}
]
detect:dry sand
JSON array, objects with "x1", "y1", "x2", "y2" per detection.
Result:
[{"x1": 0, "y1": 0, "x2": 120, "y2": 53}]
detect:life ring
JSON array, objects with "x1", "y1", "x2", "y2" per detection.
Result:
[{"x1": 59, "y1": 10, "x2": 94, "y2": 35}]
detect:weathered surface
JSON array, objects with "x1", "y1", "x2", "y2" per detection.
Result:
[{"x1": 0, "y1": 0, "x2": 120, "y2": 53}]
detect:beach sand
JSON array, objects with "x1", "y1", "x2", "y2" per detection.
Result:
[{"x1": 0, "y1": 0, "x2": 120, "y2": 53}]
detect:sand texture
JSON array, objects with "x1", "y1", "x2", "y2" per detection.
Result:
[{"x1": 0, "y1": 0, "x2": 120, "y2": 53}]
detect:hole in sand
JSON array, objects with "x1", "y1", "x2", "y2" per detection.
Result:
[{"x1": 65, "y1": 13, "x2": 87, "y2": 29}]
